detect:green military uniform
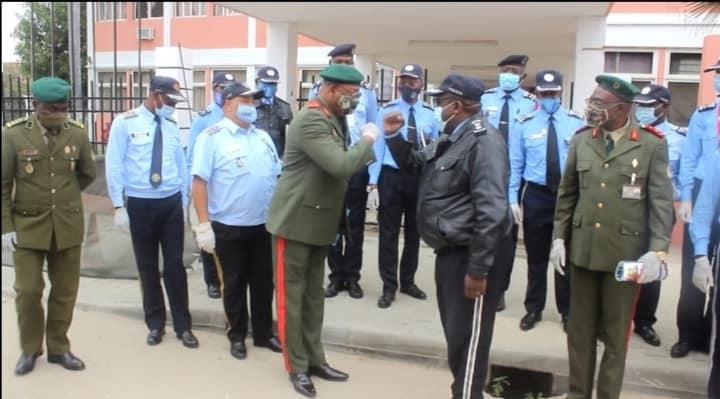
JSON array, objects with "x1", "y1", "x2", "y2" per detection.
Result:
[
  {"x1": 1, "y1": 77, "x2": 96, "y2": 357},
  {"x1": 553, "y1": 76, "x2": 673, "y2": 399},
  {"x1": 266, "y1": 65, "x2": 375, "y2": 374}
]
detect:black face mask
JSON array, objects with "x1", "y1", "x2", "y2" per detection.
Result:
[{"x1": 399, "y1": 85, "x2": 421, "y2": 102}]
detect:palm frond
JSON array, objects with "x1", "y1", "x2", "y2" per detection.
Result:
[{"x1": 686, "y1": 2, "x2": 720, "y2": 25}]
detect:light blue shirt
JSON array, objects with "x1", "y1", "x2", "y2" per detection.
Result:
[
  {"x1": 690, "y1": 149, "x2": 720, "y2": 256},
  {"x1": 309, "y1": 83, "x2": 378, "y2": 147},
  {"x1": 369, "y1": 98, "x2": 440, "y2": 184},
  {"x1": 191, "y1": 118, "x2": 280, "y2": 226},
  {"x1": 187, "y1": 101, "x2": 223, "y2": 172},
  {"x1": 679, "y1": 100, "x2": 718, "y2": 201},
  {"x1": 106, "y1": 105, "x2": 189, "y2": 208},
  {"x1": 654, "y1": 119, "x2": 686, "y2": 200},
  {"x1": 481, "y1": 87, "x2": 538, "y2": 138},
  {"x1": 509, "y1": 107, "x2": 584, "y2": 203}
]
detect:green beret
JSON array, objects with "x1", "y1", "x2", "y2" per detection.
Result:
[
  {"x1": 31, "y1": 77, "x2": 71, "y2": 102},
  {"x1": 319, "y1": 64, "x2": 364, "y2": 84},
  {"x1": 595, "y1": 74, "x2": 639, "y2": 102}
]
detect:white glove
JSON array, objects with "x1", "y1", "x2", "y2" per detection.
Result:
[
  {"x1": 636, "y1": 252, "x2": 662, "y2": 284},
  {"x1": 182, "y1": 207, "x2": 188, "y2": 225},
  {"x1": 693, "y1": 256, "x2": 714, "y2": 294},
  {"x1": 2, "y1": 232, "x2": 17, "y2": 253},
  {"x1": 193, "y1": 222, "x2": 215, "y2": 254},
  {"x1": 510, "y1": 203, "x2": 522, "y2": 225},
  {"x1": 550, "y1": 239, "x2": 566, "y2": 276},
  {"x1": 366, "y1": 187, "x2": 379, "y2": 211},
  {"x1": 114, "y1": 207, "x2": 130, "y2": 232},
  {"x1": 678, "y1": 200, "x2": 692, "y2": 223},
  {"x1": 361, "y1": 123, "x2": 380, "y2": 142}
]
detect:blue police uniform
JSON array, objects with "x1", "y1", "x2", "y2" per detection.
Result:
[
  {"x1": 371, "y1": 97, "x2": 440, "y2": 296},
  {"x1": 481, "y1": 86, "x2": 538, "y2": 143},
  {"x1": 105, "y1": 103, "x2": 192, "y2": 335},
  {"x1": 659, "y1": 120, "x2": 687, "y2": 199},
  {"x1": 191, "y1": 117, "x2": 280, "y2": 346},
  {"x1": 689, "y1": 149, "x2": 720, "y2": 397},
  {"x1": 510, "y1": 105, "x2": 583, "y2": 320}
]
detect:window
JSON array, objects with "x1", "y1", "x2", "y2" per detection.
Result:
[
  {"x1": 95, "y1": 3, "x2": 127, "y2": 21},
  {"x1": 97, "y1": 72, "x2": 127, "y2": 110},
  {"x1": 669, "y1": 53, "x2": 702, "y2": 76},
  {"x1": 299, "y1": 69, "x2": 322, "y2": 100},
  {"x1": 192, "y1": 70, "x2": 206, "y2": 112},
  {"x1": 176, "y1": 2, "x2": 205, "y2": 17},
  {"x1": 604, "y1": 52, "x2": 654, "y2": 74},
  {"x1": 375, "y1": 67, "x2": 395, "y2": 103},
  {"x1": 214, "y1": 5, "x2": 241, "y2": 16},
  {"x1": 132, "y1": 71, "x2": 154, "y2": 98},
  {"x1": 213, "y1": 69, "x2": 247, "y2": 83},
  {"x1": 135, "y1": 2, "x2": 163, "y2": 18},
  {"x1": 667, "y1": 82, "x2": 699, "y2": 127}
]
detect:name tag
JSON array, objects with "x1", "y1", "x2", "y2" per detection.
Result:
[
  {"x1": 486, "y1": 106, "x2": 498, "y2": 113},
  {"x1": 529, "y1": 130, "x2": 546, "y2": 140},
  {"x1": 621, "y1": 185, "x2": 642, "y2": 200}
]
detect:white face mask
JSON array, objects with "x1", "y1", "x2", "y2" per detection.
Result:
[{"x1": 438, "y1": 101, "x2": 457, "y2": 134}]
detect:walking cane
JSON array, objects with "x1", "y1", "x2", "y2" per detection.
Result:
[{"x1": 462, "y1": 295, "x2": 484, "y2": 399}]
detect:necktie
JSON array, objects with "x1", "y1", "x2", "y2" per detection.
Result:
[
  {"x1": 499, "y1": 94, "x2": 511, "y2": 144},
  {"x1": 605, "y1": 134, "x2": 614, "y2": 155},
  {"x1": 150, "y1": 114, "x2": 163, "y2": 188},
  {"x1": 546, "y1": 116, "x2": 560, "y2": 192},
  {"x1": 407, "y1": 106, "x2": 418, "y2": 148}
]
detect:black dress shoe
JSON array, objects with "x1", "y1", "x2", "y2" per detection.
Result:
[
  {"x1": 347, "y1": 281, "x2": 364, "y2": 299},
  {"x1": 231, "y1": 341, "x2": 247, "y2": 359},
  {"x1": 48, "y1": 352, "x2": 85, "y2": 371},
  {"x1": 308, "y1": 364, "x2": 349, "y2": 381},
  {"x1": 289, "y1": 373, "x2": 316, "y2": 398},
  {"x1": 671, "y1": 341, "x2": 691, "y2": 358},
  {"x1": 324, "y1": 281, "x2": 344, "y2": 298},
  {"x1": 207, "y1": 284, "x2": 221, "y2": 299},
  {"x1": 147, "y1": 329, "x2": 165, "y2": 346},
  {"x1": 15, "y1": 352, "x2": 40, "y2": 375},
  {"x1": 634, "y1": 325, "x2": 661, "y2": 347},
  {"x1": 177, "y1": 331, "x2": 199, "y2": 348},
  {"x1": 400, "y1": 284, "x2": 427, "y2": 300},
  {"x1": 496, "y1": 294, "x2": 506, "y2": 312},
  {"x1": 377, "y1": 293, "x2": 395, "y2": 309},
  {"x1": 254, "y1": 336, "x2": 282, "y2": 353},
  {"x1": 519, "y1": 312, "x2": 542, "y2": 331}
]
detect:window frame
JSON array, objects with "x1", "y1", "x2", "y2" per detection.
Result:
[
  {"x1": 175, "y1": 2, "x2": 206, "y2": 18},
  {"x1": 135, "y1": 2, "x2": 164, "y2": 19},
  {"x1": 95, "y1": 2, "x2": 127, "y2": 21},
  {"x1": 603, "y1": 49, "x2": 657, "y2": 80}
]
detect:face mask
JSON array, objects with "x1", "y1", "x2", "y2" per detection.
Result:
[
  {"x1": 498, "y1": 72, "x2": 521, "y2": 91},
  {"x1": 634, "y1": 105, "x2": 659, "y2": 126},
  {"x1": 214, "y1": 92, "x2": 224, "y2": 106},
  {"x1": 399, "y1": 85, "x2": 420, "y2": 103},
  {"x1": 338, "y1": 93, "x2": 361, "y2": 115},
  {"x1": 37, "y1": 113, "x2": 67, "y2": 131},
  {"x1": 539, "y1": 97, "x2": 561, "y2": 114},
  {"x1": 258, "y1": 82, "x2": 278, "y2": 99},
  {"x1": 438, "y1": 101, "x2": 457, "y2": 134},
  {"x1": 155, "y1": 103, "x2": 175, "y2": 119},
  {"x1": 714, "y1": 74, "x2": 720, "y2": 93},
  {"x1": 583, "y1": 103, "x2": 611, "y2": 128},
  {"x1": 236, "y1": 104, "x2": 257, "y2": 124}
]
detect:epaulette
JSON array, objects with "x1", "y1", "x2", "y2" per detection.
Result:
[
  {"x1": 204, "y1": 125, "x2": 222, "y2": 136},
  {"x1": 640, "y1": 124, "x2": 665, "y2": 139},
  {"x1": 421, "y1": 103, "x2": 434, "y2": 111},
  {"x1": 67, "y1": 119, "x2": 84, "y2": 129},
  {"x1": 567, "y1": 110, "x2": 584, "y2": 120},
  {"x1": 523, "y1": 91, "x2": 536, "y2": 101},
  {"x1": 515, "y1": 112, "x2": 536, "y2": 124},
  {"x1": 122, "y1": 110, "x2": 138, "y2": 119},
  {"x1": 307, "y1": 99, "x2": 331, "y2": 118},
  {"x1": 165, "y1": 116, "x2": 177, "y2": 124},
  {"x1": 4, "y1": 116, "x2": 28, "y2": 128},
  {"x1": 470, "y1": 119, "x2": 487, "y2": 136},
  {"x1": 483, "y1": 88, "x2": 498, "y2": 95},
  {"x1": 576, "y1": 125, "x2": 593, "y2": 136},
  {"x1": 698, "y1": 102, "x2": 716, "y2": 112},
  {"x1": 198, "y1": 108, "x2": 211, "y2": 117},
  {"x1": 675, "y1": 126, "x2": 687, "y2": 136},
  {"x1": 382, "y1": 99, "x2": 400, "y2": 108}
]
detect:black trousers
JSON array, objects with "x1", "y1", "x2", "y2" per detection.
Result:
[
  {"x1": 127, "y1": 192, "x2": 191, "y2": 334},
  {"x1": 634, "y1": 280, "x2": 661, "y2": 328},
  {"x1": 213, "y1": 222, "x2": 274, "y2": 344},
  {"x1": 709, "y1": 245, "x2": 719, "y2": 399},
  {"x1": 522, "y1": 182, "x2": 569, "y2": 316},
  {"x1": 436, "y1": 237, "x2": 512, "y2": 399},
  {"x1": 200, "y1": 250, "x2": 219, "y2": 287},
  {"x1": 378, "y1": 166, "x2": 420, "y2": 294},
  {"x1": 677, "y1": 178, "x2": 717, "y2": 349},
  {"x1": 328, "y1": 168, "x2": 369, "y2": 285}
]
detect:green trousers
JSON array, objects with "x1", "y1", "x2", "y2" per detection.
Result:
[
  {"x1": 567, "y1": 265, "x2": 640, "y2": 399},
  {"x1": 13, "y1": 242, "x2": 81, "y2": 356},
  {"x1": 272, "y1": 236, "x2": 328, "y2": 373}
]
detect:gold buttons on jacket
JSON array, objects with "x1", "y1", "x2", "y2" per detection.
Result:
[
  {"x1": 601, "y1": 182, "x2": 606, "y2": 188},
  {"x1": 603, "y1": 163, "x2": 609, "y2": 169},
  {"x1": 51, "y1": 189, "x2": 56, "y2": 194},
  {"x1": 595, "y1": 222, "x2": 601, "y2": 228},
  {"x1": 597, "y1": 202, "x2": 604, "y2": 208}
]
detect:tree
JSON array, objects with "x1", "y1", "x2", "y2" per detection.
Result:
[
  {"x1": 687, "y1": 2, "x2": 720, "y2": 25},
  {"x1": 12, "y1": 2, "x2": 87, "y2": 92}
]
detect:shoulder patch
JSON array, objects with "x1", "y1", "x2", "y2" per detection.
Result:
[
  {"x1": 4, "y1": 116, "x2": 28, "y2": 128},
  {"x1": 68, "y1": 119, "x2": 84, "y2": 129},
  {"x1": 382, "y1": 99, "x2": 400, "y2": 108},
  {"x1": 122, "y1": 110, "x2": 138, "y2": 119},
  {"x1": 307, "y1": 99, "x2": 331, "y2": 117},
  {"x1": 675, "y1": 126, "x2": 687, "y2": 136},
  {"x1": 421, "y1": 103, "x2": 434, "y2": 111},
  {"x1": 204, "y1": 125, "x2": 222, "y2": 136},
  {"x1": 198, "y1": 109, "x2": 211, "y2": 117},
  {"x1": 567, "y1": 110, "x2": 584, "y2": 120},
  {"x1": 471, "y1": 119, "x2": 487, "y2": 136},
  {"x1": 698, "y1": 102, "x2": 716, "y2": 112},
  {"x1": 640, "y1": 124, "x2": 665, "y2": 139},
  {"x1": 516, "y1": 112, "x2": 536, "y2": 124},
  {"x1": 484, "y1": 88, "x2": 498, "y2": 94}
]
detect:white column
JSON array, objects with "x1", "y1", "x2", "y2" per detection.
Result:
[
  {"x1": 155, "y1": 46, "x2": 194, "y2": 145},
  {"x1": 86, "y1": 2, "x2": 95, "y2": 142},
  {"x1": 355, "y1": 54, "x2": 377, "y2": 86},
  {"x1": 247, "y1": 17, "x2": 257, "y2": 49},
  {"x1": 572, "y1": 16, "x2": 606, "y2": 111},
  {"x1": 267, "y1": 22, "x2": 298, "y2": 107},
  {"x1": 163, "y1": 2, "x2": 173, "y2": 47}
]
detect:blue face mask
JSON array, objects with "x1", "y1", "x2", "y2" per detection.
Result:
[
  {"x1": 214, "y1": 92, "x2": 224, "y2": 106},
  {"x1": 714, "y1": 74, "x2": 720, "y2": 93},
  {"x1": 498, "y1": 72, "x2": 521, "y2": 91},
  {"x1": 539, "y1": 97, "x2": 560, "y2": 114},
  {"x1": 634, "y1": 105, "x2": 658, "y2": 126},
  {"x1": 155, "y1": 102, "x2": 175, "y2": 119},
  {"x1": 236, "y1": 104, "x2": 257, "y2": 124},
  {"x1": 258, "y1": 82, "x2": 278, "y2": 99}
]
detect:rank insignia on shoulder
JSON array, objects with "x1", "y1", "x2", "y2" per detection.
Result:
[
  {"x1": 567, "y1": 110, "x2": 583, "y2": 119},
  {"x1": 516, "y1": 112, "x2": 535, "y2": 124},
  {"x1": 4, "y1": 116, "x2": 28, "y2": 128},
  {"x1": 483, "y1": 88, "x2": 497, "y2": 94},
  {"x1": 640, "y1": 124, "x2": 664, "y2": 139},
  {"x1": 68, "y1": 119, "x2": 84, "y2": 129},
  {"x1": 382, "y1": 99, "x2": 399, "y2": 108},
  {"x1": 675, "y1": 126, "x2": 687, "y2": 136},
  {"x1": 629, "y1": 129, "x2": 639, "y2": 141},
  {"x1": 123, "y1": 110, "x2": 138, "y2": 119},
  {"x1": 422, "y1": 103, "x2": 434, "y2": 111},
  {"x1": 471, "y1": 119, "x2": 487, "y2": 135},
  {"x1": 577, "y1": 125, "x2": 594, "y2": 136},
  {"x1": 204, "y1": 125, "x2": 222, "y2": 136},
  {"x1": 198, "y1": 109, "x2": 211, "y2": 117},
  {"x1": 698, "y1": 102, "x2": 716, "y2": 112},
  {"x1": 523, "y1": 92, "x2": 536, "y2": 101}
]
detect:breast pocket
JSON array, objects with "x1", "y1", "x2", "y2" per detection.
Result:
[
  {"x1": 129, "y1": 132, "x2": 152, "y2": 146},
  {"x1": 16, "y1": 153, "x2": 43, "y2": 179},
  {"x1": 576, "y1": 160, "x2": 592, "y2": 189},
  {"x1": 432, "y1": 156, "x2": 462, "y2": 192},
  {"x1": 525, "y1": 136, "x2": 545, "y2": 167},
  {"x1": 221, "y1": 147, "x2": 251, "y2": 177},
  {"x1": 619, "y1": 165, "x2": 647, "y2": 199}
]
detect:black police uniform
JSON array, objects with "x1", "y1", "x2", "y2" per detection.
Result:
[{"x1": 254, "y1": 66, "x2": 293, "y2": 158}]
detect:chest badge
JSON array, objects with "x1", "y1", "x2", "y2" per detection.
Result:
[
  {"x1": 64, "y1": 145, "x2": 71, "y2": 154},
  {"x1": 25, "y1": 161, "x2": 34, "y2": 174},
  {"x1": 631, "y1": 158, "x2": 638, "y2": 169}
]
